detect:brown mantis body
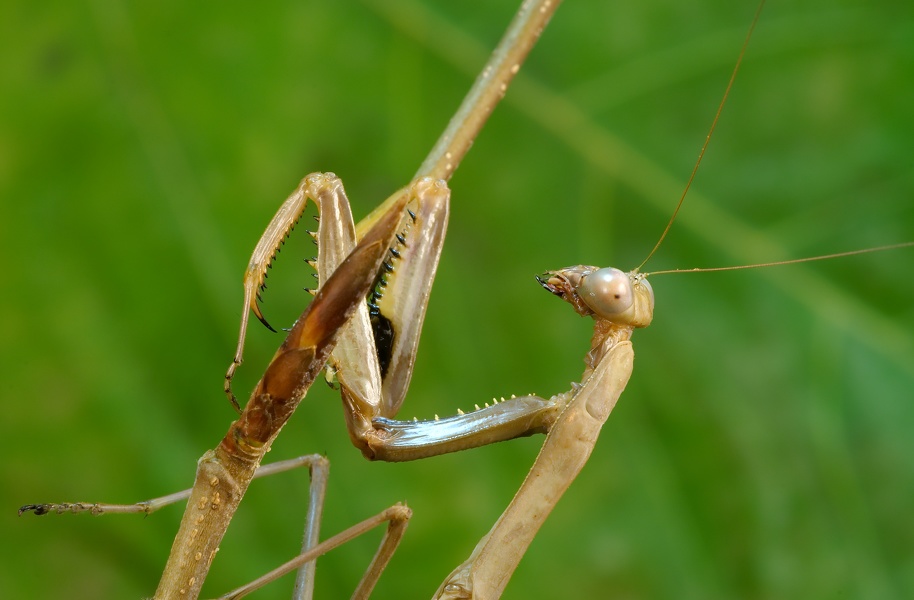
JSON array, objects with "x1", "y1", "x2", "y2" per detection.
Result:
[{"x1": 7, "y1": 1, "x2": 914, "y2": 598}]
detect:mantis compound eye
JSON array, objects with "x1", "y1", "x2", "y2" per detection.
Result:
[{"x1": 578, "y1": 267, "x2": 634, "y2": 318}]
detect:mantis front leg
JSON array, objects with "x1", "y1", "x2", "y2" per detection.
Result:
[
  {"x1": 226, "y1": 0, "x2": 568, "y2": 457},
  {"x1": 229, "y1": 173, "x2": 565, "y2": 462},
  {"x1": 224, "y1": 172, "x2": 378, "y2": 412}
]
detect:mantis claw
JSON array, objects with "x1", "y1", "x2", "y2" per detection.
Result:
[
  {"x1": 224, "y1": 173, "x2": 385, "y2": 412},
  {"x1": 251, "y1": 301, "x2": 276, "y2": 333}
]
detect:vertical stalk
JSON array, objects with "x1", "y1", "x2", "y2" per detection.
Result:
[{"x1": 416, "y1": 0, "x2": 563, "y2": 181}]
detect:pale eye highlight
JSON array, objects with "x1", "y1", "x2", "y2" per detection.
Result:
[{"x1": 578, "y1": 267, "x2": 634, "y2": 318}]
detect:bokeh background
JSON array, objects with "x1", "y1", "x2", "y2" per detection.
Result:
[{"x1": 3, "y1": 0, "x2": 913, "y2": 598}]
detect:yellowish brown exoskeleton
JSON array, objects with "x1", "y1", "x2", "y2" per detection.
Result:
[
  {"x1": 20, "y1": 0, "x2": 580, "y2": 596},
  {"x1": 15, "y1": 0, "x2": 914, "y2": 597},
  {"x1": 228, "y1": 170, "x2": 665, "y2": 597}
]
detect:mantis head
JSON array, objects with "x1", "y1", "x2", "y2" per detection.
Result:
[{"x1": 537, "y1": 266, "x2": 654, "y2": 329}]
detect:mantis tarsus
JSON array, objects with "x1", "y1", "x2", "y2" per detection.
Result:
[{"x1": 8, "y1": 0, "x2": 914, "y2": 598}]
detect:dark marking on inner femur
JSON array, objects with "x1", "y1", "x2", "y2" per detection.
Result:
[
  {"x1": 366, "y1": 221, "x2": 410, "y2": 380},
  {"x1": 370, "y1": 309, "x2": 395, "y2": 379}
]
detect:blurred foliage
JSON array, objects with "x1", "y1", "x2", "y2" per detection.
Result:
[{"x1": 2, "y1": 0, "x2": 913, "y2": 598}]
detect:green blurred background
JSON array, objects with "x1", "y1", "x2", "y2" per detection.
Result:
[{"x1": 3, "y1": 0, "x2": 913, "y2": 598}]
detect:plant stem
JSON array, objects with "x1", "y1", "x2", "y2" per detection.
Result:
[{"x1": 416, "y1": 0, "x2": 563, "y2": 181}]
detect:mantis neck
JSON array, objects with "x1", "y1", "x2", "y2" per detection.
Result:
[{"x1": 585, "y1": 319, "x2": 635, "y2": 376}]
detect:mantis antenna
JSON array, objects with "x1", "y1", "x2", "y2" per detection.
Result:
[
  {"x1": 632, "y1": 0, "x2": 914, "y2": 276},
  {"x1": 645, "y1": 241, "x2": 914, "y2": 276},
  {"x1": 636, "y1": 0, "x2": 765, "y2": 271},
  {"x1": 634, "y1": 0, "x2": 912, "y2": 275}
]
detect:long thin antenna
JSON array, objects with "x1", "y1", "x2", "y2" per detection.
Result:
[
  {"x1": 645, "y1": 241, "x2": 914, "y2": 276},
  {"x1": 636, "y1": 0, "x2": 766, "y2": 271}
]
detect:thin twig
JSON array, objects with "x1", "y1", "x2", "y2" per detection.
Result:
[{"x1": 417, "y1": 0, "x2": 563, "y2": 181}]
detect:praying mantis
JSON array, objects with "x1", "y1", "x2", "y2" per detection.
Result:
[{"x1": 6, "y1": 0, "x2": 914, "y2": 598}]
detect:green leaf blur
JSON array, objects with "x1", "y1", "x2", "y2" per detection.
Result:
[{"x1": 2, "y1": 1, "x2": 912, "y2": 598}]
